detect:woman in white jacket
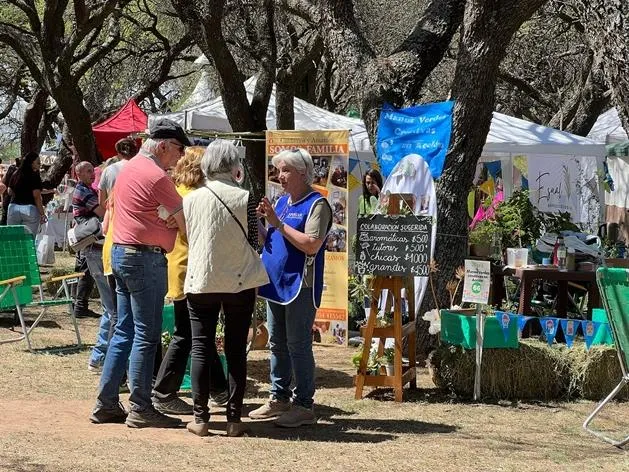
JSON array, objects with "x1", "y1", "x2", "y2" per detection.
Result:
[{"x1": 183, "y1": 140, "x2": 268, "y2": 437}]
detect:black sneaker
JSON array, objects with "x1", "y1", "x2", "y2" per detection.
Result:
[
  {"x1": 125, "y1": 408, "x2": 182, "y2": 428},
  {"x1": 153, "y1": 396, "x2": 193, "y2": 415},
  {"x1": 90, "y1": 403, "x2": 127, "y2": 424},
  {"x1": 74, "y1": 308, "x2": 101, "y2": 319}
]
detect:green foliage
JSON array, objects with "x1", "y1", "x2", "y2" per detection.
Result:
[
  {"x1": 383, "y1": 347, "x2": 395, "y2": 364},
  {"x1": 348, "y1": 275, "x2": 371, "y2": 331},
  {"x1": 469, "y1": 220, "x2": 499, "y2": 246},
  {"x1": 495, "y1": 190, "x2": 541, "y2": 248},
  {"x1": 493, "y1": 190, "x2": 578, "y2": 249}
]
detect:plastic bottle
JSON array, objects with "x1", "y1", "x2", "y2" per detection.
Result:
[{"x1": 557, "y1": 237, "x2": 567, "y2": 271}]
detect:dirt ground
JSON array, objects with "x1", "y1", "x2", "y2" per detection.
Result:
[{"x1": 0, "y1": 305, "x2": 627, "y2": 472}]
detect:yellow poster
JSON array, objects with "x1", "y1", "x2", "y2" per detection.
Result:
[{"x1": 266, "y1": 130, "x2": 349, "y2": 345}]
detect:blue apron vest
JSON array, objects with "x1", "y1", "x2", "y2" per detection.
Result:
[{"x1": 259, "y1": 191, "x2": 328, "y2": 307}]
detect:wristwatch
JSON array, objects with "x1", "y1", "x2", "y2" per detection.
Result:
[{"x1": 276, "y1": 221, "x2": 285, "y2": 232}]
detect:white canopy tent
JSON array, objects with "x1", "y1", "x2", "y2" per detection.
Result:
[
  {"x1": 587, "y1": 108, "x2": 629, "y2": 144},
  {"x1": 587, "y1": 108, "x2": 629, "y2": 239},
  {"x1": 477, "y1": 112, "x2": 606, "y2": 206},
  {"x1": 150, "y1": 76, "x2": 373, "y2": 159}
]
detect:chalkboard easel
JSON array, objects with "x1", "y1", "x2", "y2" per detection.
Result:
[{"x1": 354, "y1": 194, "x2": 419, "y2": 402}]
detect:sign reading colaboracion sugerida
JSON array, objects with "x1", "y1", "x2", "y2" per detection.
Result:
[{"x1": 355, "y1": 215, "x2": 432, "y2": 277}]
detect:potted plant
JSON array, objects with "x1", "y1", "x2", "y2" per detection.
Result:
[
  {"x1": 469, "y1": 220, "x2": 497, "y2": 257},
  {"x1": 383, "y1": 347, "x2": 395, "y2": 376},
  {"x1": 351, "y1": 349, "x2": 363, "y2": 373}
]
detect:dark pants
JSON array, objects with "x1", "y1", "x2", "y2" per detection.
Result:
[
  {"x1": 188, "y1": 289, "x2": 254, "y2": 423},
  {"x1": 74, "y1": 251, "x2": 95, "y2": 313},
  {"x1": 153, "y1": 298, "x2": 227, "y2": 401}
]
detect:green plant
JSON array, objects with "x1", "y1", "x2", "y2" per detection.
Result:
[
  {"x1": 495, "y1": 190, "x2": 541, "y2": 248},
  {"x1": 469, "y1": 220, "x2": 498, "y2": 246},
  {"x1": 383, "y1": 347, "x2": 395, "y2": 364},
  {"x1": 351, "y1": 349, "x2": 363, "y2": 370}
]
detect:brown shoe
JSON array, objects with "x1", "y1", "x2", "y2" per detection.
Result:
[
  {"x1": 248, "y1": 399, "x2": 290, "y2": 419},
  {"x1": 187, "y1": 420, "x2": 210, "y2": 437},
  {"x1": 226, "y1": 421, "x2": 251, "y2": 437}
]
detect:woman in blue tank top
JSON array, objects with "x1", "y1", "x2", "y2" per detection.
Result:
[{"x1": 251, "y1": 148, "x2": 332, "y2": 428}]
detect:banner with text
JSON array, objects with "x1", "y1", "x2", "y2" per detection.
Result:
[
  {"x1": 527, "y1": 155, "x2": 601, "y2": 225},
  {"x1": 266, "y1": 130, "x2": 349, "y2": 346},
  {"x1": 376, "y1": 101, "x2": 454, "y2": 179}
]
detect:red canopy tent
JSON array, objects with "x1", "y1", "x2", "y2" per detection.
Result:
[{"x1": 93, "y1": 99, "x2": 147, "y2": 160}]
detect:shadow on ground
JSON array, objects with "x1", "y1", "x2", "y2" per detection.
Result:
[{"x1": 237, "y1": 402, "x2": 457, "y2": 443}]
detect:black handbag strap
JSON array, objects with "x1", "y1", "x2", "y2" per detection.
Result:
[{"x1": 205, "y1": 185, "x2": 248, "y2": 240}]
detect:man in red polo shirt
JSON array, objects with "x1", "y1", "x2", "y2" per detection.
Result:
[{"x1": 91, "y1": 119, "x2": 189, "y2": 428}]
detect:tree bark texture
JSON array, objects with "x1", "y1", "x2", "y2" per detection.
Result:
[
  {"x1": 413, "y1": 0, "x2": 549, "y2": 357},
  {"x1": 575, "y1": 1, "x2": 629, "y2": 133},
  {"x1": 20, "y1": 88, "x2": 49, "y2": 156},
  {"x1": 0, "y1": 0, "x2": 127, "y2": 186},
  {"x1": 171, "y1": 0, "x2": 277, "y2": 201}
]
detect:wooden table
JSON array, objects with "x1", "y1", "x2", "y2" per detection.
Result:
[{"x1": 503, "y1": 266, "x2": 601, "y2": 318}]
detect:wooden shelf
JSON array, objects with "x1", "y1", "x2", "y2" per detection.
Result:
[{"x1": 360, "y1": 321, "x2": 416, "y2": 339}]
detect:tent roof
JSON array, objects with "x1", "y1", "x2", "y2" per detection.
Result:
[
  {"x1": 93, "y1": 99, "x2": 147, "y2": 134},
  {"x1": 481, "y1": 112, "x2": 606, "y2": 158},
  {"x1": 587, "y1": 107, "x2": 629, "y2": 144},
  {"x1": 151, "y1": 77, "x2": 372, "y2": 153},
  {"x1": 93, "y1": 99, "x2": 147, "y2": 160}
]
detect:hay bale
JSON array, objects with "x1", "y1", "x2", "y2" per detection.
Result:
[
  {"x1": 429, "y1": 340, "x2": 572, "y2": 401},
  {"x1": 567, "y1": 344, "x2": 628, "y2": 401}
]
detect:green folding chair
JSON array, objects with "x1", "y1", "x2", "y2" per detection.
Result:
[
  {"x1": 0, "y1": 225, "x2": 84, "y2": 352},
  {"x1": 583, "y1": 267, "x2": 629, "y2": 448}
]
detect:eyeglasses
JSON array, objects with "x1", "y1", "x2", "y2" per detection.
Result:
[{"x1": 168, "y1": 141, "x2": 185, "y2": 152}]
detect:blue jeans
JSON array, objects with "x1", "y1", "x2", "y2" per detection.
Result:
[
  {"x1": 267, "y1": 288, "x2": 317, "y2": 408},
  {"x1": 84, "y1": 245, "x2": 116, "y2": 367},
  {"x1": 7, "y1": 203, "x2": 40, "y2": 235},
  {"x1": 96, "y1": 245, "x2": 167, "y2": 412}
]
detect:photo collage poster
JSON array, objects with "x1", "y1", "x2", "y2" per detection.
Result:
[{"x1": 266, "y1": 130, "x2": 350, "y2": 346}]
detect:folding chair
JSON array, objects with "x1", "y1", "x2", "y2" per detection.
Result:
[
  {"x1": 0, "y1": 225, "x2": 85, "y2": 352},
  {"x1": 583, "y1": 267, "x2": 629, "y2": 448}
]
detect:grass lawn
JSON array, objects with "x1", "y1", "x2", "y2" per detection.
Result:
[{"x1": 0, "y1": 290, "x2": 627, "y2": 471}]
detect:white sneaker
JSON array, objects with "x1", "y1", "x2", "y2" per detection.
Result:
[
  {"x1": 88, "y1": 363, "x2": 102, "y2": 374},
  {"x1": 248, "y1": 399, "x2": 291, "y2": 419}
]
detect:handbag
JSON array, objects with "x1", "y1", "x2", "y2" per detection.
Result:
[{"x1": 67, "y1": 216, "x2": 102, "y2": 251}]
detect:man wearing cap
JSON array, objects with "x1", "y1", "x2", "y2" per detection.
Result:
[{"x1": 91, "y1": 119, "x2": 190, "y2": 429}]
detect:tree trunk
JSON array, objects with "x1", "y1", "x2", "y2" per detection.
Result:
[
  {"x1": 416, "y1": 0, "x2": 549, "y2": 359},
  {"x1": 276, "y1": 82, "x2": 296, "y2": 130},
  {"x1": 51, "y1": 83, "x2": 102, "y2": 169},
  {"x1": 42, "y1": 123, "x2": 74, "y2": 187},
  {"x1": 20, "y1": 88, "x2": 49, "y2": 156}
]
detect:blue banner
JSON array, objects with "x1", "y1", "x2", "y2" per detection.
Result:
[
  {"x1": 559, "y1": 319, "x2": 578, "y2": 348},
  {"x1": 541, "y1": 317, "x2": 560, "y2": 346},
  {"x1": 517, "y1": 315, "x2": 533, "y2": 334},
  {"x1": 376, "y1": 101, "x2": 454, "y2": 179},
  {"x1": 582, "y1": 321, "x2": 601, "y2": 350},
  {"x1": 495, "y1": 311, "x2": 518, "y2": 342}
]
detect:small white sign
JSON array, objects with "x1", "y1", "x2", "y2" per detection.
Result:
[{"x1": 462, "y1": 259, "x2": 491, "y2": 304}]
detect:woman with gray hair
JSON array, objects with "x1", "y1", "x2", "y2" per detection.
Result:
[
  {"x1": 249, "y1": 148, "x2": 332, "y2": 428},
  {"x1": 183, "y1": 139, "x2": 269, "y2": 437}
]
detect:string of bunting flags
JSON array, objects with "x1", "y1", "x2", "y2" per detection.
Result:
[{"x1": 494, "y1": 311, "x2": 613, "y2": 349}]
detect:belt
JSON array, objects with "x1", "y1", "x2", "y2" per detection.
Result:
[{"x1": 116, "y1": 244, "x2": 165, "y2": 254}]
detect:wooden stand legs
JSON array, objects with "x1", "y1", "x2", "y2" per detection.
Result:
[{"x1": 354, "y1": 276, "x2": 417, "y2": 402}]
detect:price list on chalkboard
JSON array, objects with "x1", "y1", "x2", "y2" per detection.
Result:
[{"x1": 354, "y1": 215, "x2": 432, "y2": 277}]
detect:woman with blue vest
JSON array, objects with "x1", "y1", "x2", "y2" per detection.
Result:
[{"x1": 250, "y1": 148, "x2": 332, "y2": 428}]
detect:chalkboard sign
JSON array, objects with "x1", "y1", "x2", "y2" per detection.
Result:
[{"x1": 354, "y1": 215, "x2": 432, "y2": 277}]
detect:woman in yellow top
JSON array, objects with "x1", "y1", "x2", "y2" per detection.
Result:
[{"x1": 152, "y1": 146, "x2": 229, "y2": 415}]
